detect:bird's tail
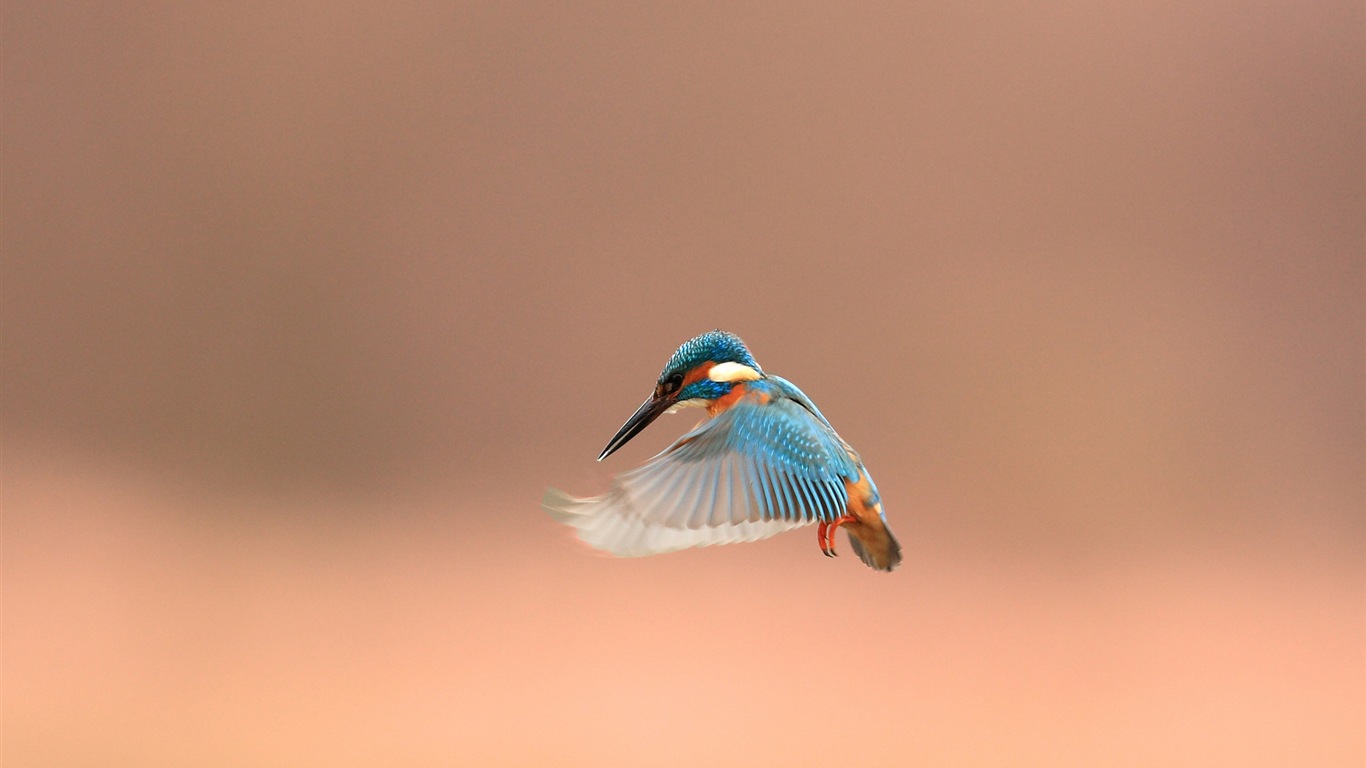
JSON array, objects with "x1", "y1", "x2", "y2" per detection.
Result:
[{"x1": 846, "y1": 521, "x2": 902, "y2": 572}]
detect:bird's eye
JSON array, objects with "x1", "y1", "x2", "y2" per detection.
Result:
[{"x1": 663, "y1": 373, "x2": 684, "y2": 393}]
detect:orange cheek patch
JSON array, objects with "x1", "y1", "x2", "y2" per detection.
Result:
[{"x1": 680, "y1": 362, "x2": 717, "y2": 389}]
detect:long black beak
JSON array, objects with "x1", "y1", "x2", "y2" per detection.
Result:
[{"x1": 598, "y1": 395, "x2": 671, "y2": 461}]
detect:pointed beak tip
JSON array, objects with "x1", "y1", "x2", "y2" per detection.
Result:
[{"x1": 598, "y1": 394, "x2": 669, "y2": 462}]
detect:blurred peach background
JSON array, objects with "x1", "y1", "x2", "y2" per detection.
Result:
[{"x1": 4, "y1": 2, "x2": 1362, "y2": 766}]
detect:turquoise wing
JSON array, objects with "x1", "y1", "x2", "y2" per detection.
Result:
[{"x1": 544, "y1": 395, "x2": 859, "y2": 557}]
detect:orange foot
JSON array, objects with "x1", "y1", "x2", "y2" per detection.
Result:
[{"x1": 817, "y1": 515, "x2": 857, "y2": 558}]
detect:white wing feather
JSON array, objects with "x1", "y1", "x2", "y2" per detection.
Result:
[{"x1": 544, "y1": 396, "x2": 854, "y2": 557}]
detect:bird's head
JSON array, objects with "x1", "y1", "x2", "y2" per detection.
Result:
[{"x1": 598, "y1": 330, "x2": 764, "y2": 460}]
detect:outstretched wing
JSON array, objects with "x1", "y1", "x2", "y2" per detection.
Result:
[{"x1": 544, "y1": 395, "x2": 858, "y2": 557}]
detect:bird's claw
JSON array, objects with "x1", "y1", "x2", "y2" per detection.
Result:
[
  {"x1": 817, "y1": 515, "x2": 859, "y2": 560},
  {"x1": 817, "y1": 520, "x2": 840, "y2": 557}
]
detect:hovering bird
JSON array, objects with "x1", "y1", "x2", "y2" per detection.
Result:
[{"x1": 544, "y1": 330, "x2": 901, "y2": 571}]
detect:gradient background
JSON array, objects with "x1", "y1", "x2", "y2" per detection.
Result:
[{"x1": 4, "y1": 2, "x2": 1362, "y2": 766}]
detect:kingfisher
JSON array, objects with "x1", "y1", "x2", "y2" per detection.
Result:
[{"x1": 543, "y1": 330, "x2": 901, "y2": 571}]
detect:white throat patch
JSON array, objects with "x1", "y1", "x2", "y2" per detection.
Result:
[
  {"x1": 665, "y1": 399, "x2": 707, "y2": 414},
  {"x1": 707, "y1": 362, "x2": 762, "y2": 383}
]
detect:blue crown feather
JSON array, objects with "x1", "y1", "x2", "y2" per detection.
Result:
[{"x1": 661, "y1": 330, "x2": 762, "y2": 379}]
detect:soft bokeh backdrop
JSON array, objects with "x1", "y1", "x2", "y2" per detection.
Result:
[{"x1": 4, "y1": 2, "x2": 1362, "y2": 766}]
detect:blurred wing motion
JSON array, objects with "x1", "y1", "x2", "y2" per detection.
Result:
[{"x1": 544, "y1": 396, "x2": 859, "y2": 557}]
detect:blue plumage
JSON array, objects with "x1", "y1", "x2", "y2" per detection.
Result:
[
  {"x1": 544, "y1": 330, "x2": 901, "y2": 571},
  {"x1": 662, "y1": 330, "x2": 762, "y2": 379}
]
